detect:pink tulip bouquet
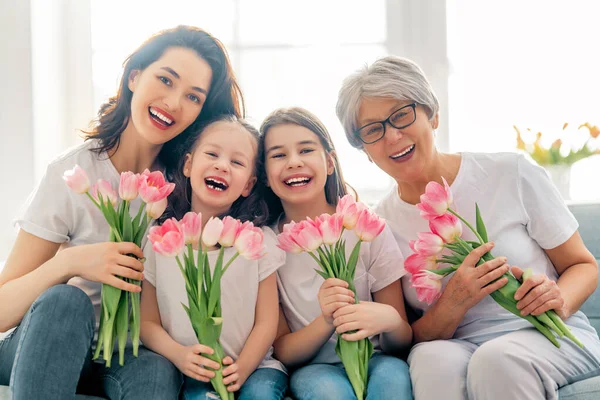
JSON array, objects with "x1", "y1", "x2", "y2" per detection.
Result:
[
  {"x1": 276, "y1": 195, "x2": 385, "y2": 400},
  {"x1": 407, "y1": 177, "x2": 583, "y2": 348},
  {"x1": 148, "y1": 213, "x2": 264, "y2": 400},
  {"x1": 63, "y1": 165, "x2": 174, "y2": 366}
]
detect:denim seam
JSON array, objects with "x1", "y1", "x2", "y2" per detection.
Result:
[
  {"x1": 8, "y1": 295, "x2": 40, "y2": 390},
  {"x1": 102, "y1": 373, "x2": 122, "y2": 399}
]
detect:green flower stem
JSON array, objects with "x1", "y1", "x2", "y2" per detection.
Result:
[{"x1": 448, "y1": 208, "x2": 484, "y2": 244}]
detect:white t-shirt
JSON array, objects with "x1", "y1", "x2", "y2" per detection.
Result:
[
  {"x1": 375, "y1": 152, "x2": 596, "y2": 344},
  {"x1": 16, "y1": 139, "x2": 143, "y2": 327},
  {"x1": 275, "y1": 221, "x2": 407, "y2": 364},
  {"x1": 144, "y1": 226, "x2": 286, "y2": 373}
]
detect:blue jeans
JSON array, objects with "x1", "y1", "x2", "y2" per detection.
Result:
[
  {"x1": 0, "y1": 284, "x2": 182, "y2": 399},
  {"x1": 182, "y1": 367, "x2": 288, "y2": 400},
  {"x1": 290, "y1": 353, "x2": 412, "y2": 400}
]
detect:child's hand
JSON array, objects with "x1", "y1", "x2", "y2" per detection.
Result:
[
  {"x1": 318, "y1": 278, "x2": 355, "y2": 325},
  {"x1": 173, "y1": 343, "x2": 221, "y2": 382},
  {"x1": 333, "y1": 301, "x2": 401, "y2": 341},
  {"x1": 222, "y1": 356, "x2": 248, "y2": 392}
]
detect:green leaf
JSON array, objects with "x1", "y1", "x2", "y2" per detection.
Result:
[
  {"x1": 115, "y1": 289, "x2": 129, "y2": 366},
  {"x1": 207, "y1": 248, "x2": 225, "y2": 317},
  {"x1": 314, "y1": 268, "x2": 329, "y2": 280},
  {"x1": 475, "y1": 203, "x2": 489, "y2": 243},
  {"x1": 346, "y1": 241, "x2": 362, "y2": 281}
]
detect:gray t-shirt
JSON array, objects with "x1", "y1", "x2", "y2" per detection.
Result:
[
  {"x1": 144, "y1": 226, "x2": 286, "y2": 373},
  {"x1": 275, "y1": 222, "x2": 407, "y2": 364}
]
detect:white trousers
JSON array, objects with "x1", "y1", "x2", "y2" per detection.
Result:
[{"x1": 408, "y1": 327, "x2": 600, "y2": 400}]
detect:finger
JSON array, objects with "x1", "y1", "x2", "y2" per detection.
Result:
[
  {"x1": 333, "y1": 304, "x2": 358, "y2": 319},
  {"x1": 223, "y1": 372, "x2": 239, "y2": 385},
  {"x1": 462, "y1": 242, "x2": 495, "y2": 268},
  {"x1": 514, "y1": 275, "x2": 546, "y2": 301},
  {"x1": 531, "y1": 299, "x2": 564, "y2": 316},
  {"x1": 116, "y1": 242, "x2": 145, "y2": 259},
  {"x1": 478, "y1": 264, "x2": 509, "y2": 287},
  {"x1": 326, "y1": 302, "x2": 353, "y2": 316},
  {"x1": 187, "y1": 371, "x2": 211, "y2": 382},
  {"x1": 336, "y1": 321, "x2": 361, "y2": 334},
  {"x1": 341, "y1": 330, "x2": 369, "y2": 341},
  {"x1": 475, "y1": 257, "x2": 507, "y2": 278},
  {"x1": 517, "y1": 282, "x2": 552, "y2": 311},
  {"x1": 227, "y1": 383, "x2": 241, "y2": 392},
  {"x1": 325, "y1": 286, "x2": 355, "y2": 298},
  {"x1": 511, "y1": 266, "x2": 524, "y2": 280},
  {"x1": 324, "y1": 294, "x2": 355, "y2": 305},
  {"x1": 112, "y1": 265, "x2": 144, "y2": 281},
  {"x1": 520, "y1": 290, "x2": 555, "y2": 316},
  {"x1": 190, "y1": 364, "x2": 216, "y2": 379},
  {"x1": 480, "y1": 277, "x2": 508, "y2": 298},
  {"x1": 322, "y1": 278, "x2": 349, "y2": 289},
  {"x1": 222, "y1": 363, "x2": 238, "y2": 376},
  {"x1": 195, "y1": 356, "x2": 220, "y2": 371},
  {"x1": 192, "y1": 344, "x2": 215, "y2": 356},
  {"x1": 106, "y1": 276, "x2": 141, "y2": 292},
  {"x1": 116, "y1": 255, "x2": 145, "y2": 273},
  {"x1": 222, "y1": 356, "x2": 234, "y2": 365}
]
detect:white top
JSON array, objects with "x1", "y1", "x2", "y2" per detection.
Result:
[
  {"x1": 275, "y1": 221, "x2": 407, "y2": 364},
  {"x1": 375, "y1": 152, "x2": 596, "y2": 344},
  {"x1": 16, "y1": 139, "x2": 143, "y2": 327},
  {"x1": 144, "y1": 226, "x2": 286, "y2": 373}
]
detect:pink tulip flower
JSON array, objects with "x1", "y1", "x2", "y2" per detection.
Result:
[
  {"x1": 234, "y1": 224, "x2": 264, "y2": 260},
  {"x1": 354, "y1": 209, "x2": 385, "y2": 242},
  {"x1": 416, "y1": 177, "x2": 453, "y2": 220},
  {"x1": 63, "y1": 165, "x2": 90, "y2": 194},
  {"x1": 314, "y1": 213, "x2": 344, "y2": 245},
  {"x1": 118, "y1": 172, "x2": 140, "y2": 201},
  {"x1": 411, "y1": 232, "x2": 444, "y2": 256},
  {"x1": 219, "y1": 216, "x2": 242, "y2": 247},
  {"x1": 91, "y1": 179, "x2": 118, "y2": 206},
  {"x1": 138, "y1": 169, "x2": 175, "y2": 203},
  {"x1": 148, "y1": 218, "x2": 185, "y2": 257},
  {"x1": 146, "y1": 197, "x2": 168, "y2": 220},
  {"x1": 410, "y1": 270, "x2": 444, "y2": 305},
  {"x1": 181, "y1": 212, "x2": 202, "y2": 245},
  {"x1": 289, "y1": 219, "x2": 323, "y2": 252},
  {"x1": 404, "y1": 252, "x2": 438, "y2": 275},
  {"x1": 202, "y1": 217, "x2": 224, "y2": 248},
  {"x1": 277, "y1": 230, "x2": 304, "y2": 254},
  {"x1": 429, "y1": 213, "x2": 463, "y2": 244},
  {"x1": 336, "y1": 194, "x2": 367, "y2": 230}
]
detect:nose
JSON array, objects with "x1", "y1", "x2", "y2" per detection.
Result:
[
  {"x1": 213, "y1": 158, "x2": 229, "y2": 172},
  {"x1": 162, "y1": 92, "x2": 181, "y2": 112},
  {"x1": 384, "y1": 123, "x2": 403, "y2": 143},
  {"x1": 286, "y1": 153, "x2": 304, "y2": 169}
]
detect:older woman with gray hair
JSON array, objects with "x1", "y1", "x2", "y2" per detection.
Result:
[{"x1": 335, "y1": 55, "x2": 600, "y2": 400}]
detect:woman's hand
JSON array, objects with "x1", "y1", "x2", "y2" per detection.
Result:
[
  {"x1": 440, "y1": 242, "x2": 509, "y2": 315},
  {"x1": 512, "y1": 266, "x2": 567, "y2": 319},
  {"x1": 64, "y1": 242, "x2": 144, "y2": 292},
  {"x1": 222, "y1": 356, "x2": 248, "y2": 392},
  {"x1": 172, "y1": 343, "x2": 220, "y2": 382},
  {"x1": 332, "y1": 301, "x2": 401, "y2": 341},
  {"x1": 318, "y1": 278, "x2": 355, "y2": 325}
]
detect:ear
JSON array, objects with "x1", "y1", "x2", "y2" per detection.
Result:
[
  {"x1": 127, "y1": 69, "x2": 141, "y2": 92},
  {"x1": 326, "y1": 151, "x2": 336, "y2": 175},
  {"x1": 183, "y1": 153, "x2": 193, "y2": 177},
  {"x1": 431, "y1": 112, "x2": 440, "y2": 130},
  {"x1": 241, "y1": 176, "x2": 257, "y2": 197}
]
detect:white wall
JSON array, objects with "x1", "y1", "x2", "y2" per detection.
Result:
[{"x1": 0, "y1": 0, "x2": 34, "y2": 260}]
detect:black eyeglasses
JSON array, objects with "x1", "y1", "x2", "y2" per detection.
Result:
[{"x1": 355, "y1": 103, "x2": 417, "y2": 144}]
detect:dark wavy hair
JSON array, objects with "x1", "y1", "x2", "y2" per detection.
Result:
[
  {"x1": 159, "y1": 115, "x2": 269, "y2": 227},
  {"x1": 85, "y1": 25, "x2": 244, "y2": 173},
  {"x1": 258, "y1": 107, "x2": 348, "y2": 226}
]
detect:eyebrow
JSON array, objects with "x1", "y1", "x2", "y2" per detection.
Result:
[
  {"x1": 160, "y1": 66, "x2": 208, "y2": 95},
  {"x1": 266, "y1": 140, "x2": 319, "y2": 154}
]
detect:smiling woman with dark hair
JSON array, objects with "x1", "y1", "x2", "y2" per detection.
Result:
[
  {"x1": 0, "y1": 25, "x2": 244, "y2": 400},
  {"x1": 336, "y1": 55, "x2": 600, "y2": 400}
]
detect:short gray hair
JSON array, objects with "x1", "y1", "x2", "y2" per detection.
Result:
[{"x1": 336, "y1": 56, "x2": 439, "y2": 149}]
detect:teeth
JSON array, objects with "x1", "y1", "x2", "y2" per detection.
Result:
[
  {"x1": 391, "y1": 144, "x2": 415, "y2": 159},
  {"x1": 149, "y1": 108, "x2": 173, "y2": 125},
  {"x1": 205, "y1": 178, "x2": 228, "y2": 191},
  {"x1": 285, "y1": 177, "x2": 310, "y2": 185},
  {"x1": 206, "y1": 184, "x2": 224, "y2": 191}
]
